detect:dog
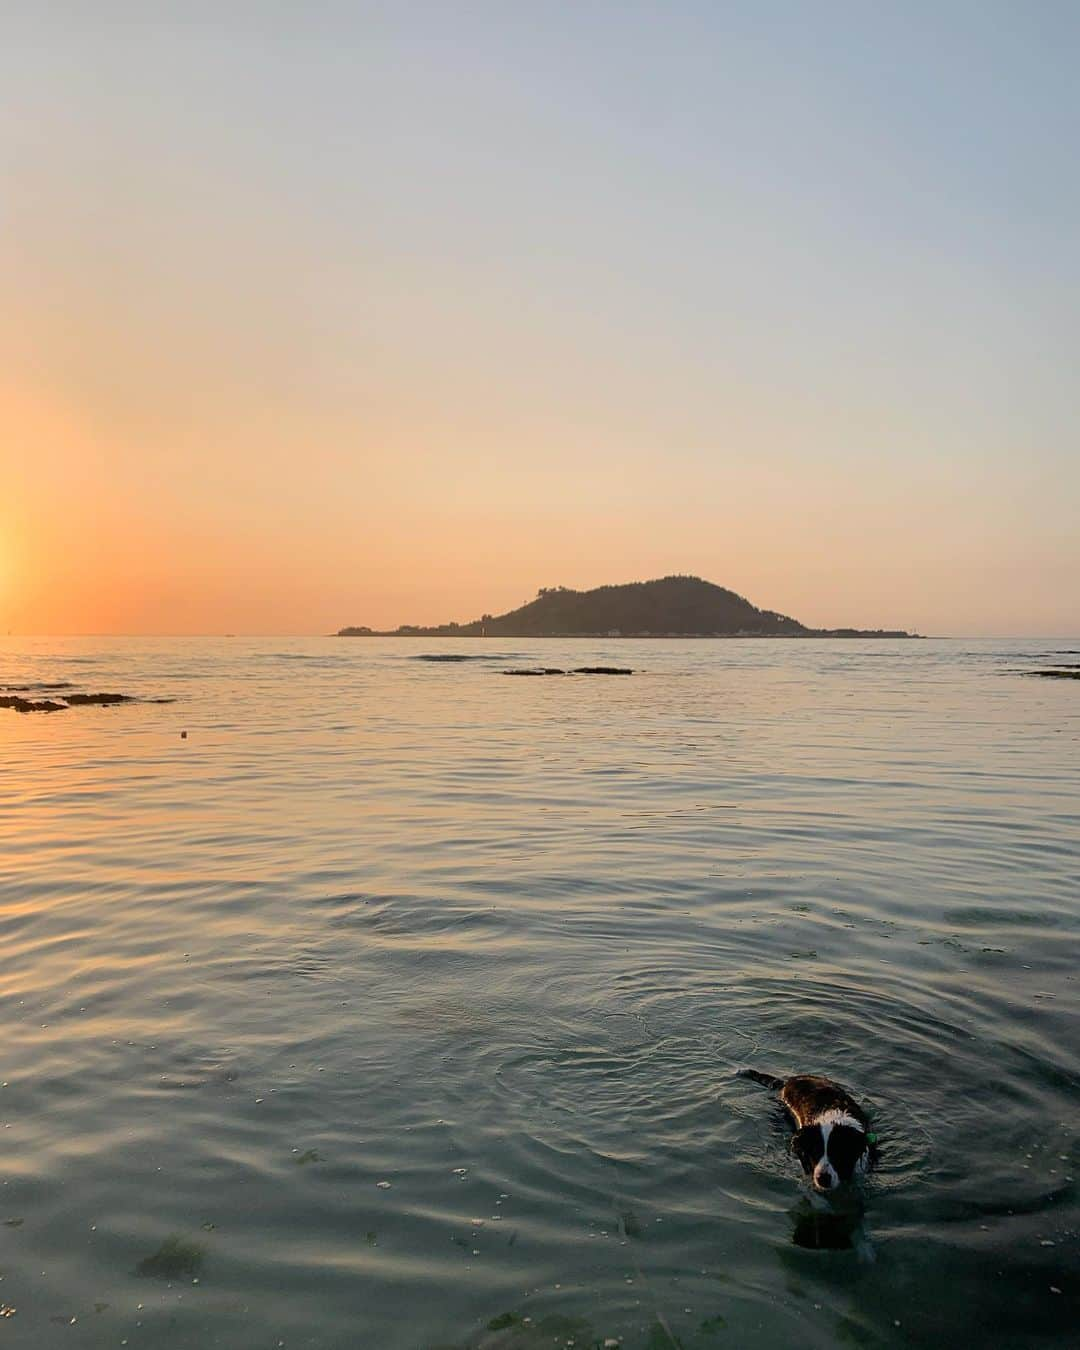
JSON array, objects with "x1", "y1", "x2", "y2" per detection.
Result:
[{"x1": 740, "y1": 1070, "x2": 876, "y2": 1192}]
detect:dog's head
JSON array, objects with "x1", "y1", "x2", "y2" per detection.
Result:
[{"x1": 791, "y1": 1119, "x2": 868, "y2": 1191}]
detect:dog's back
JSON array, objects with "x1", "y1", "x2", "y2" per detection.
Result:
[{"x1": 778, "y1": 1074, "x2": 868, "y2": 1130}]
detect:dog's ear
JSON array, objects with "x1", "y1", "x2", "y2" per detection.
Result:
[{"x1": 790, "y1": 1125, "x2": 823, "y2": 1169}]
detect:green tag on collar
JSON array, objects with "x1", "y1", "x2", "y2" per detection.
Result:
[{"x1": 866, "y1": 1132, "x2": 878, "y2": 1144}]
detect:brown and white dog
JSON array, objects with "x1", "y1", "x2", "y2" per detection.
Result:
[{"x1": 740, "y1": 1070, "x2": 875, "y2": 1191}]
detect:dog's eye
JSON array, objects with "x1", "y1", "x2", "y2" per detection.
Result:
[{"x1": 827, "y1": 1125, "x2": 867, "y2": 1177}]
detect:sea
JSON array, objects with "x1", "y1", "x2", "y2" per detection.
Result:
[{"x1": 0, "y1": 636, "x2": 1077, "y2": 1349}]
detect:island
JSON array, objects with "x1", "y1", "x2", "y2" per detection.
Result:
[{"x1": 337, "y1": 576, "x2": 918, "y2": 639}]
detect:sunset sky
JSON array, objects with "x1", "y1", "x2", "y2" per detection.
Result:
[{"x1": 3, "y1": 2, "x2": 1078, "y2": 636}]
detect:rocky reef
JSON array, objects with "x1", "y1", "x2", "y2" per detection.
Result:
[{"x1": 0, "y1": 683, "x2": 174, "y2": 714}]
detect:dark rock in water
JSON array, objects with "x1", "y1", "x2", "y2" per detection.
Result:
[
  {"x1": 2, "y1": 682, "x2": 74, "y2": 692},
  {"x1": 477, "y1": 1310, "x2": 598, "y2": 1346},
  {"x1": 411, "y1": 653, "x2": 518, "y2": 662},
  {"x1": 1, "y1": 688, "x2": 173, "y2": 712},
  {"x1": 64, "y1": 692, "x2": 133, "y2": 705},
  {"x1": 502, "y1": 666, "x2": 634, "y2": 677},
  {"x1": 135, "y1": 1234, "x2": 204, "y2": 1280}
]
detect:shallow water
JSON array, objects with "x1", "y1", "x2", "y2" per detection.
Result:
[{"x1": 0, "y1": 636, "x2": 1077, "y2": 1349}]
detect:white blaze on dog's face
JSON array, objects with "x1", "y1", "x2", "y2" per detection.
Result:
[{"x1": 792, "y1": 1112, "x2": 868, "y2": 1191}]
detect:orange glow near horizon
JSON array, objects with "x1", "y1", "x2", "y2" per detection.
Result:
[
  {"x1": 6, "y1": 367, "x2": 1069, "y2": 639},
  {"x1": 0, "y1": 361, "x2": 1074, "y2": 639},
  {"x1": 5, "y1": 364, "x2": 1076, "y2": 638}
]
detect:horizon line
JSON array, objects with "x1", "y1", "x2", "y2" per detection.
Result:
[{"x1": 4, "y1": 631, "x2": 1080, "y2": 642}]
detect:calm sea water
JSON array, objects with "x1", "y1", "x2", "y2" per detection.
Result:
[{"x1": 0, "y1": 637, "x2": 1077, "y2": 1349}]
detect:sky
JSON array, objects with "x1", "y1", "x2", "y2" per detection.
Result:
[{"x1": 2, "y1": 1, "x2": 1078, "y2": 636}]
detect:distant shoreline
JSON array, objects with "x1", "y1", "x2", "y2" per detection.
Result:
[{"x1": 335, "y1": 631, "x2": 923, "y2": 640}]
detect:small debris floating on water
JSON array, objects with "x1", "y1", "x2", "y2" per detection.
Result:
[{"x1": 376, "y1": 1180, "x2": 392, "y2": 1189}]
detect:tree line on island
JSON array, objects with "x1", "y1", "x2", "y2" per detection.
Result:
[{"x1": 337, "y1": 576, "x2": 917, "y2": 639}]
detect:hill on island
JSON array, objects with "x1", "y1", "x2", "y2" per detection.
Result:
[{"x1": 337, "y1": 576, "x2": 916, "y2": 638}]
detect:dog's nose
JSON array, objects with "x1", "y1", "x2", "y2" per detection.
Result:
[{"x1": 814, "y1": 1170, "x2": 834, "y2": 1190}]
